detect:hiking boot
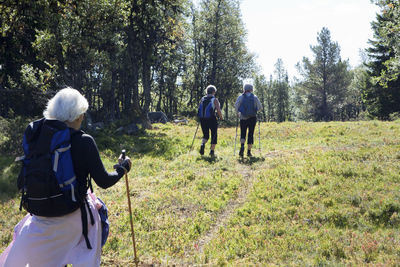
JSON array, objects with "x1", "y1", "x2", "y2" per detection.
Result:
[
  {"x1": 209, "y1": 150, "x2": 215, "y2": 157},
  {"x1": 239, "y1": 146, "x2": 244, "y2": 157},
  {"x1": 200, "y1": 144, "x2": 205, "y2": 155},
  {"x1": 247, "y1": 150, "x2": 252, "y2": 157}
]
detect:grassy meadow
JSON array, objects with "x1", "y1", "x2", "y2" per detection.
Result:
[{"x1": 1, "y1": 120, "x2": 400, "y2": 265}]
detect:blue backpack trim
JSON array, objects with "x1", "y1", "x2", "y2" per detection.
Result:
[
  {"x1": 198, "y1": 96, "x2": 215, "y2": 118},
  {"x1": 51, "y1": 129, "x2": 77, "y2": 201},
  {"x1": 239, "y1": 94, "x2": 257, "y2": 117}
]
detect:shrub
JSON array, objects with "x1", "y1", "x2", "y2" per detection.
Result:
[
  {"x1": 0, "y1": 116, "x2": 32, "y2": 156},
  {"x1": 368, "y1": 201, "x2": 400, "y2": 225},
  {"x1": 0, "y1": 157, "x2": 20, "y2": 200},
  {"x1": 389, "y1": 112, "x2": 400, "y2": 121}
]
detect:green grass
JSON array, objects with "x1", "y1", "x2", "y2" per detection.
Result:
[{"x1": 1, "y1": 120, "x2": 400, "y2": 265}]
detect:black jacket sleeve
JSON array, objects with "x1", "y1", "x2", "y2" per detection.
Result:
[{"x1": 71, "y1": 132, "x2": 125, "y2": 189}]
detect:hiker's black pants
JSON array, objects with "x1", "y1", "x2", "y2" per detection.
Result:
[
  {"x1": 200, "y1": 117, "x2": 218, "y2": 144},
  {"x1": 240, "y1": 116, "x2": 257, "y2": 145}
]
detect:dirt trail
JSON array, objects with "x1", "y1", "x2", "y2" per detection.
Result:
[
  {"x1": 175, "y1": 156, "x2": 270, "y2": 265},
  {"x1": 196, "y1": 165, "x2": 254, "y2": 254},
  {"x1": 182, "y1": 146, "x2": 332, "y2": 260}
]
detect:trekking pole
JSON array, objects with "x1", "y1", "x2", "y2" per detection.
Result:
[
  {"x1": 121, "y1": 149, "x2": 139, "y2": 267},
  {"x1": 234, "y1": 114, "x2": 239, "y2": 156},
  {"x1": 258, "y1": 116, "x2": 261, "y2": 155},
  {"x1": 189, "y1": 122, "x2": 200, "y2": 153}
]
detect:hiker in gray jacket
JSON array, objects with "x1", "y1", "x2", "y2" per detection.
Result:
[{"x1": 235, "y1": 84, "x2": 262, "y2": 157}]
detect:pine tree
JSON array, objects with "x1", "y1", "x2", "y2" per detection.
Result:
[
  {"x1": 296, "y1": 27, "x2": 351, "y2": 121},
  {"x1": 273, "y1": 59, "x2": 289, "y2": 122},
  {"x1": 364, "y1": 1, "x2": 400, "y2": 119}
]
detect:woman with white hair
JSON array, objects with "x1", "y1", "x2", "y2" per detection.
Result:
[
  {"x1": 197, "y1": 85, "x2": 223, "y2": 156},
  {"x1": 0, "y1": 87, "x2": 132, "y2": 267},
  {"x1": 235, "y1": 84, "x2": 262, "y2": 157}
]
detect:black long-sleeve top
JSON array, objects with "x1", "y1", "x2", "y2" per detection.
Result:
[{"x1": 70, "y1": 130, "x2": 125, "y2": 190}]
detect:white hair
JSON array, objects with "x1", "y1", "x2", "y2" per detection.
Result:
[
  {"x1": 206, "y1": 85, "x2": 217, "y2": 95},
  {"x1": 43, "y1": 87, "x2": 88, "y2": 122}
]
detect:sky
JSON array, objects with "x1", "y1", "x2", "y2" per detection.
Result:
[{"x1": 240, "y1": 0, "x2": 380, "y2": 80}]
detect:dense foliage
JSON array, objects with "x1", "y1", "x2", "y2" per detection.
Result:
[
  {"x1": 0, "y1": 0, "x2": 399, "y2": 123},
  {"x1": 253, "y1": 59, "x2": 292, "y2": 122},
  {"x1": 364, "y1": 0, "x2": 400, "y2": 119},
  {"x1": 0, "y1": 0, "x2": 254, "y2": 125}
]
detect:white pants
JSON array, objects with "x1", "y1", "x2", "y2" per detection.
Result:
[{"x1": 0, "y1": 196, "x2": 101, "y2": 267}]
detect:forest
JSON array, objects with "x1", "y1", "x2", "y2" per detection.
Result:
[{"x1": 0, "y1": 0, "x2": 399, "y2": 126}]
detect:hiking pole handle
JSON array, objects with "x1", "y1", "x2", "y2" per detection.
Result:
[{"x1": 121, "y1": 149, "x2": 126, "y2": 160}]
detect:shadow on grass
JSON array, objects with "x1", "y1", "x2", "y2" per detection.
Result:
[
  {"x1": 196, "y1": 155, "x2": 220, "y2": 163},
  {"x1": 238, "y1": 156, "x2": 265, "y2": 165},
  {"x1": 94, "y1": 129, "x2": 182, "y2": 159}
]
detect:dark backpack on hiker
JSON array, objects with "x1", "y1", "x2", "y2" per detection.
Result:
[
  {"x1": 17, "y1": 118, "x2": 97, "y2": 249},
  {"x1": 198, "y1": 96, "x2": 215, "y2": 119},
  {"x1": 239, "y1": 93, "x2": 257, "y2": 117},
  {"x1": 17, "y1": 118, "x2": 84, "y2": 217}
]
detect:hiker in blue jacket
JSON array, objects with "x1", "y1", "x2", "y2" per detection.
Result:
[
  {"x1": 235, "y1": 84, "x2": 262, "y2": 157},
  {"x1": 0, "y1": 87, "x2": 132, "y2": 267},
  {"x1": 198, "y1": 85, "x2": 223, "y2": 156}
]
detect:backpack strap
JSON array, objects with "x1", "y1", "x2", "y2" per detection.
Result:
[
  {"x1": 70, "y1": 128, "x2": 96, "y2": 249},
  {"x1": 80, "y1": 202, "x2": 92, "y2": 249},
  {"x1": 80, "y1": 197, "x2": 95, "y2": 249},
  {"x1": 88, "y1": 174, "x2": 94, "y2": 194}
]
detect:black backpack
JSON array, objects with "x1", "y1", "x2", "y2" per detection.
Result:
[
  {"x1": 17, "y1": 118, "x2": 95, "y2": 249},
  {"x1": 18, "y1": 118, "x2": 84, "y2": 217}
]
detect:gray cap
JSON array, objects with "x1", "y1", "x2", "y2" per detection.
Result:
[{"x1": 243, "y1": 84, "x2": 253, "y2": 92}]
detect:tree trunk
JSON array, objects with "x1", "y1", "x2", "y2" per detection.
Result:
[
  {"x1": 209, "y1": 0, "x2": 221, "y2": 84},
  {"x1": 126, "y1": 0, "x2": 149, "y2": 128},
  {"x1": 141, "y1": 54, "x2": 153, "y2": 129},
  {"x1": 157, "y1": 68, "x2": 164, "y2": 111},
  {"x1": 224, "y1": 100, "x2": 229, "y2": 121},
  {"x1": 322, "y1": 67, "x2": 329, "y2": 121}
]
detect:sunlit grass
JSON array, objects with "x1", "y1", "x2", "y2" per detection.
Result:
[{"x1": 1, "y1": 120, "x2": 400, "y2": 265}]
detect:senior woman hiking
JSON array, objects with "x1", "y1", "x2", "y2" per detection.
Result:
[
  {"x1": 197, "y1": 85, "x2": 223, "y2": 157},
  {"x1": 235, "y1": 84, "x2": 262, "y2": 157},
  {"x1": 0, "y1": 87, "x2": 132, "y2": 267}
]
